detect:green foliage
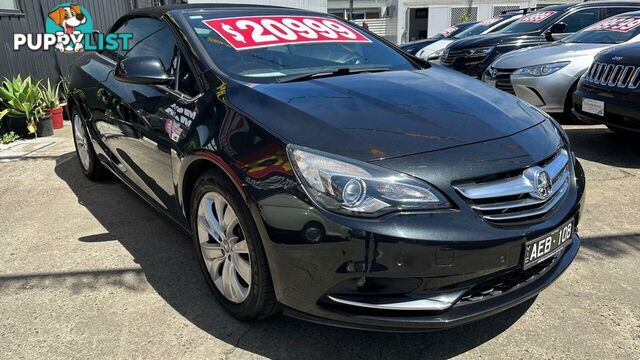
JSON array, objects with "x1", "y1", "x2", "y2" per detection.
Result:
[
  {"x1": 0, "y1": 75, "x2": 44, "y2": 134},
  {"x1": 1, "y1": 131, "x2": 19, "y2": 144},
  {"x1": 40, "y1": 79, "x2": 61, "y2": 110},
  {"x1": 458, "y1": 12, "x2": 471, "y2": 24}
]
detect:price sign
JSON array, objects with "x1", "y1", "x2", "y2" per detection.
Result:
[
  {"x1": 202, "y1": 15, "x2": 371, "y2": 50},
  {"x1": 518, "y1": 11, "x2": 557, "y2": 23},
  {"x1": 440, "y1": 26, "x2": 458, "y2": 36},
  {"x1": 480, "y1": 17, "x2": 502, "y2": 26},
  {"x1": 584, "y1": 16, "x2": 640, "y2": 33}
]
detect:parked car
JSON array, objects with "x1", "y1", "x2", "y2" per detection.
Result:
[
  {"x1": 416, "y1": 11, "x2": 524, "y2": 61},
  {"x1": 441, "y1": 1, "x2": 640, "y2": 78},
  {"x1": 573, "y1": 42, "x2": 640, "y2": 134},
  {"x1": 69, "y1": 4, "x2": 585, "y2": 331},
  {"x1": 398, "y1": 21, "x2": 477, "y2": 56},
  {"x1": 484, "y1": 12, "x2": 640, "y2": 121}
]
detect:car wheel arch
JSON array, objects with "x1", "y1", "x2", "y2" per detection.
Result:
[
  {"x1": 179, "y1": 152, "x2": 278, "y2": 286},
  {"x1": 179, "y1": 152, "x2": 252, "y2": 224}
]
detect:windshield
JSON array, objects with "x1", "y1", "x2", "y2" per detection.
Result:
[
  {"x1": 187, "y1": 13, "x2": 417, "y2": 83},
  {"x1": 454, "y1": 17, "x2": 504, "y2": 38},
  {"x1": 564, "y1": 15, "x2": 640, "y2": 44},
  {"x1": 498, "y1": 10, "x2": 562, "y2": 34}
]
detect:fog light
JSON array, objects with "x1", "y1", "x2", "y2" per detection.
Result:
[{"x1": 342, "y1": 179, "x2": 365, "y2": 206}]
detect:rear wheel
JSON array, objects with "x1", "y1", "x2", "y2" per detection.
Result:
[
  {"x1": 191, "y1": 170, "x2": 279, "y2": 320},
  {"x1": 71, "y1": 109, "x2": 107, "y2": 180}
]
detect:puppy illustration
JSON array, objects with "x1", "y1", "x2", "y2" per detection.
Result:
[{"x1": 48, "y1": 4, "x2": 86, "y2": 52}]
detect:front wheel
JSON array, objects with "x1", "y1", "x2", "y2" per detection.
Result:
[{"x1": 191, "y1": 170, "x2": 279, "y2": 320}]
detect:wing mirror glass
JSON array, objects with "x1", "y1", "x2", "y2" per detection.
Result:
[{"x1": 115, "y1": 56, "x2": 174, "y2": 85}]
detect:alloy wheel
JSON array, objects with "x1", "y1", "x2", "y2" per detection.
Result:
[
  {"x1": 197, "y1": 191, "x2": 252, "y2": 303},
  {"x1": 73, "y1": 113, "x2": 91, "y2": 171}
]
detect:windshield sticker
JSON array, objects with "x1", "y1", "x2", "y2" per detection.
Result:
[
  {"x1": 202, "y1": 15, "x2": 371, "y2": 50},
  {"x1": 584, "y1": 16, "x2": 640, "y2": 33},
  {"x1": 480, "y1": 17, "x2": 502, "y2": 26},
  {"x1": 518, "y1": 11, "x2": 557, "y2": 23},
  {"x1": 440, "y1": 26, "x2": 458, "y2": 36}
]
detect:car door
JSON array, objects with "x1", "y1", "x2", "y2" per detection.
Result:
[{"x1": 96, "y1": 17, "x2": 200, "y2": 213}]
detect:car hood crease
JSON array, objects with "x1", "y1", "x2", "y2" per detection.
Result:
[{"x1": 227, "y1": 67, "x2": 547, "y2": 161}]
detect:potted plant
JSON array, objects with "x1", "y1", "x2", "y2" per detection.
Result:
[
  {"x1": 0, "y1": 75, "x2": 52, "y2": 138},
  {"x1": 59, "y1": 76, "x2": 71, "y2": 121},
  {"x1": 41, "y1": 79, "x2": 64, "y2": 130}
]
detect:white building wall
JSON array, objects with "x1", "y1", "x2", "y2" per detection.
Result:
[{"x1": 187, "y1": 0, "x2": 328, "y2": 13}]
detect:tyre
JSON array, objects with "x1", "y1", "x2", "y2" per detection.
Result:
[
  {"x1": 71, "y1": 109, "x2": 107, "y2": 180},
  {"x1": 191, "y1": 170, "x2": 279, "y2": 320}
]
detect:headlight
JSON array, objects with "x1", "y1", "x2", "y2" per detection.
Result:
[
  {"x1": 428, "y1": 49, "x2": 443, "y2": 60},
  {"x1": 514, "y1": 62, "x2": 570, "y2": 77},
  {"x1": 465, "y1": 47, "x2": 494, "y2": 57},
  {"x1": 287, "y1": 145, "x2": 450, "y2": 217}
]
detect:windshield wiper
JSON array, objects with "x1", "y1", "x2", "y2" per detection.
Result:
[{"x1": 277, "y1": 67, "x2": 390, "y2": 83}]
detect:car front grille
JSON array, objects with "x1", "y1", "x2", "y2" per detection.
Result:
[
  {"x1": 454, "y1": 149, "x2": 571, "y2": 225},
  {"x1": 440, "y1": 49, "x2": 488, "y2": 67},
  {"x1": 485, "y1": 67, "x2": 516, "y2": 95},
  {"x1": 585, "y1": 62, "x2": 640, "y2": 90}
]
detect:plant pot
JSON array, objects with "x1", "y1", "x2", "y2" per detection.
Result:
[
  {"x1": 45, "y1": 107, "x2": 64, "y2": 129},
  {"x1": 36, "y1": 114, "x2": 54, "y2": 137},
  {"x1": 1, "y1": 114, "x2": 29, "y2": 137}
]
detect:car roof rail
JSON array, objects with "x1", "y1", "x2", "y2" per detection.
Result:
[{"x1": 501, "y1": 7, "x2": 543, "y2": 16}]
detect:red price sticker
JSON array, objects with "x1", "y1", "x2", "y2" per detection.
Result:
[
  {"x1": 202, "y1": 15, "x2": 371, "y2": 50},
  {"x1": 584, "y1": 16, "x2": 640, "y2": 33},
  {"x1": 518, "y1": 11, "x2": 557, "y2": 23},
  {"x1": 440, "y1": 26, "x2": 458, "y2": 36},
  {"x1": 480, "y1": 17, "x2": 502, "y2": 26}
]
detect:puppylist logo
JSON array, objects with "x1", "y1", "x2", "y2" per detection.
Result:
[{"x1": 13, "y1": 3, "x2": 131, "y2": 53}]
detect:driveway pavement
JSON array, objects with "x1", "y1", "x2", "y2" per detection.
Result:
[{"x1": 0, "y1": 124, "x2": 638, "y2": 359}]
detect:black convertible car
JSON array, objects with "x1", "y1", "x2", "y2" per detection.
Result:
[{"x1": 69, "y1": 4, "x2": 585, "y2": 331}]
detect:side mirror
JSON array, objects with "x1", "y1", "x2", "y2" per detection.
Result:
[
  {"x1": 115, "y1": 56, "x2": 174, "y2": 85},
  {"x1": 545, "y1": 22, "x2": 567, "y2": 41}
]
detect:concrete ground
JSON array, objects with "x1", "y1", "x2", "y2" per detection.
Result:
[{"x1": 0, "y1": 124, "x2": 638, "y2": 359}]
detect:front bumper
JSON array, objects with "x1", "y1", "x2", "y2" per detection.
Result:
[
  {"x1": 573, "y1": 85, "x2": 640, "y2": 132},
  {"x1": 510, "y1": 72, "x2": 576, "y2": 114},
  {"x1": 284, "y1": 235, "x2": 580, "y2": 331},
  {"x1": 256, "y1": 153, "x2": 586, "y2": 331}
]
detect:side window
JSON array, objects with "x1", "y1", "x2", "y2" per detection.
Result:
[
  {"x1": 110, "y1": 17, "x2": 165, "y2": 58},
  {"x1": 125, "y1": 27, "x2": 177, "y2": 75},
  {"x1": 175, "y1": 53, "x2": 200, "y2": 97},
  {"x1": 605, "y1": 7, "x2": 640, "y2": 18},
  {"x1": 559, "y1": 9, "x2": 600, "y2": 33}
]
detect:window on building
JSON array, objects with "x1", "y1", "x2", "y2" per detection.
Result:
[
  {"x1": 0, "y1": 0, "x2": 22, "y2": 15},
  {"x1": 0, "y1": 0, "x2": 17, "y2": 10},
  {"x1": 451, "y1": 7, "x2": 478, "y2": 25}
]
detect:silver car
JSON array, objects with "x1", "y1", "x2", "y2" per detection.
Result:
[{"x1": 484, "y1": 12, "x2": 640, "y2": 119}]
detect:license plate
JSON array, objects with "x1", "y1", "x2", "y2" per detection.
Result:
[
  {"x1": 582, "y1": 98, "x2": 605, "y2": 116},
  {"x1": 523, "y1": 220, "x2": 574, "y2": 270}
]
